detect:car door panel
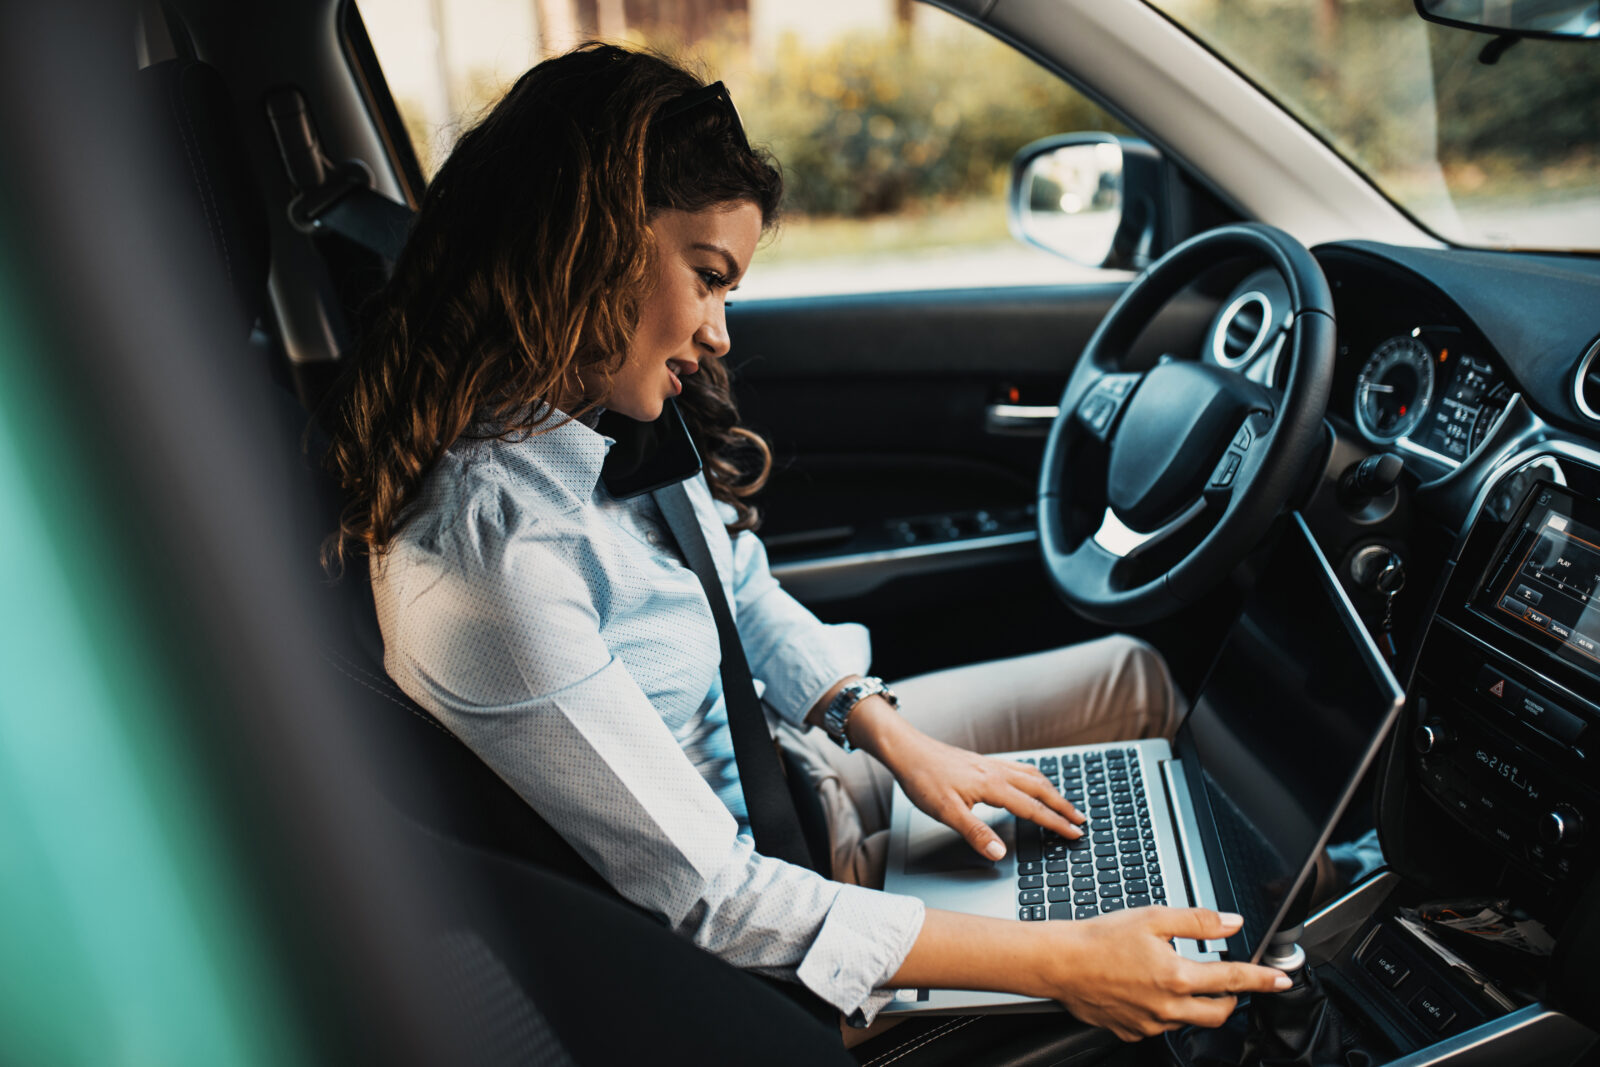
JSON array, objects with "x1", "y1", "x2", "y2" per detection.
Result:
[{"x1": 728, "y1": 281, "x2": 1219, "y2": 677}]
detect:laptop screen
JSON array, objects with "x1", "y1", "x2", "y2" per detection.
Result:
[{"x1": 1173, "y1": 514, "x2": 1404, "y2": 962}]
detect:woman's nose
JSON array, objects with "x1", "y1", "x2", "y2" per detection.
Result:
[{"x1": 697, "y1": 302, "x2": 731, "y2": 359}]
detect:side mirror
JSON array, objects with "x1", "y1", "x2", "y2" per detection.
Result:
[
  {"x1": 1008, "y1": 134, "x2": 1164, "y2": 272},
  {"x1": 1414, "y1": 0, "x2": 1600, "y2": 40}
]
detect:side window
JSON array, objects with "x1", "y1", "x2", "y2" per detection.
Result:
[{"x1": 354, "y1": 1, "x2": 1131, "y2": 298}]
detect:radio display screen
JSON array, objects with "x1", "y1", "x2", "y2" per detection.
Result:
[{"x1": 1474, "y1": 484, "x2": 1600, "y2": 678}]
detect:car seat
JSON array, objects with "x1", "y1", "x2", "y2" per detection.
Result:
[{"x1": 143, "y1": 53, "x2": 1135, "y2": 1067}]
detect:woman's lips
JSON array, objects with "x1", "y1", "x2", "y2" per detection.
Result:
[{"x1": 667, "y1": 359, "x2": 697, "y2": 395}]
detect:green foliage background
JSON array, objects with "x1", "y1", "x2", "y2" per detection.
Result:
[
  {"x1": 727, "y1": 27, "x2": 1123, "y2": 218},
  {"x1": 1153, "y1": 0, "x2": 1598, "y2": 207}
]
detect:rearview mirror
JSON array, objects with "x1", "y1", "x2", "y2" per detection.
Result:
[
  {"x1": 1414, "y1": 0, "x2": 1600, "y2": 40},
  {"x1": 1008, "y1": 134, "x2": 1162, "y2": 272}
]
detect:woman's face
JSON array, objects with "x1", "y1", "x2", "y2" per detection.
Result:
[{"x1": 600, "y1": 200, "x2": 763, "y2": 422}]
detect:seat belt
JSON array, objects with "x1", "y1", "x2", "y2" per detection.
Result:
[
  {"x1": 652, "y1": 480, "x2": 817, "y2": 872},
  {"x1": 265, "y1": 86, "x2": 413, "y2": 262}
]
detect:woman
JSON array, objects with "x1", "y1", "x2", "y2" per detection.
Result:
[{"x1": 325, "y1": 43, "x2": 1289, "y2": 1046}]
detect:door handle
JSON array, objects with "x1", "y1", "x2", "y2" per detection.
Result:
[{"x1": 984, "y1": 403, "x2": 1060, "y2": 437}]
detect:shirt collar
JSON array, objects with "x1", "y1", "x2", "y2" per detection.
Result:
[{"x1": 493, "y1": 404, "x2": 616, "y2": 499}]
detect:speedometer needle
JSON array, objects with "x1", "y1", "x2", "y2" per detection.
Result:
[{"x1": 1363, "y1": 383, "x2": 1397, "y2": 394}]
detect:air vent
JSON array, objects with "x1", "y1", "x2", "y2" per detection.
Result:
[
  {"x1": 1212, "y1": 291, "x2": 1272, "y2": 369},
  {"x1": 1575, "y1": 337, "x2": 1600, "y2": 422}
]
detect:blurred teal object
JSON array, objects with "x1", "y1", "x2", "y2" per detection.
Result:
[{"x1": 0, "y1": 238, "x2": 302, "y2": 1064}]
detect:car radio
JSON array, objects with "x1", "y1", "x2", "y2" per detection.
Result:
[{"x1": 1410, "y1": 477, "x2": 1600, "y2": 897}]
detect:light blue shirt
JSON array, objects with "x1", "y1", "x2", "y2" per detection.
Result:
[{"x1": 372, "y1": 412, "x2": 925, "y2": 1022}]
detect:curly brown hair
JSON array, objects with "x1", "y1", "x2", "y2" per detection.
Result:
[{"x1": 323, "y1": 44, "x2": 782, "y2": 568}]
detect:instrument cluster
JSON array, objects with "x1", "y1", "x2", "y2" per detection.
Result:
[{"x1": 1352, "y1": 326, "x2": 1514, "y2": 467}]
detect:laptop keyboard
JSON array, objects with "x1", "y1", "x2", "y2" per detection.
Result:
[{"x1": 1014, "y1": 747, "x2": 1168, "y2": 921}]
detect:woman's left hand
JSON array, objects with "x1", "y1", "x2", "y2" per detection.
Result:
[{"x1": 885, "y1": 729, "x2": 1086, "y2": 861}]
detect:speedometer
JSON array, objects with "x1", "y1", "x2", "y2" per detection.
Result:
[{"x1": 1356, "y1": 335, "x2": 1435, "y2": 443}]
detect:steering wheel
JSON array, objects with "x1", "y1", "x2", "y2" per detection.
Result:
[{"x1": 1038, "y1": 223, "x2": 1336, "y2": 625}]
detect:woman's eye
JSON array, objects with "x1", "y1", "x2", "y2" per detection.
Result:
[{"x1": 698, "y1": 269, "x2": 730, "y2": 290}]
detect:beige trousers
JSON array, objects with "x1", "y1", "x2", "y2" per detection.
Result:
[{"x1": 778, "y1": 635, "x2": 1186, "y2": 891}]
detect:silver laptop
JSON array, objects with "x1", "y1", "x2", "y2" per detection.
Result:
[{"x1": 882, "y1": 513, "x2": 1404, "y2": 1013}]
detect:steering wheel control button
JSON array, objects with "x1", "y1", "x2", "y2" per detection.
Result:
[
  {"x1": 1407, "y1": 987, "x2": 1457, "y2": 1033},
  {"x1": 1078, "y1": 375, "x2": 1142, "y2": 441},
  {"x1": 1211, "y1": 451, "x2": 1242, "y2": 488},
  {"x1": 1231, "y1": 424, "x2": 1253, "y2": 451}
]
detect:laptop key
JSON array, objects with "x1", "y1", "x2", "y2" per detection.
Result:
[
  {"x1": 1045, "y1": 871, "x2": 1072, "y2": 887},
  {"x1": 1150, "y1": 874, "x2": 1163, "y2": 887},
  {"x1": 1152, "y1": 888, "x2": 1167, "y2": 902},
  {"x1": 1046, "y1": 859, "x2": 1071, "y2": 872},
  {"x1": 1019, "y1": 874, "x2": 1044, "y2": 889},
  {"x1": 1123, "y1": 853, "x2": 1144, "y2": 868},
  {"x1": 1047, "y1": 887, "x2": 1073, "y2": 903},
  {"x1": 1074, "y1": 890, "x2": 1097, "y2": 905},
  {"x1": 1071, "y1": 862, "x2": 1094, "y2": 877},
  {"x1": 1100, "y1": 883, "x2": 1123, "y2": 897},
  {"x1": 1074, "y1": 905, "x2": 1099, "y2": 919},
  {"x1": 1126, "y1": 880, "x2": 1149, "y2": 895},
  {"x1": 1072, "y1": 876, "x2": 1096, "y2": 891},
  {"x1": 1096, "y1": 868, "x2": 1121, "y2": 884},
  {"x1": 1049, "y1": 904, "x2": 1076, "y2": 920},
  {"x1": 1093, "y1": 843, "x2": 1117, "y2": 857},
  {"x1": 1095, "y1": 855, "x2": 1118, "y2": 870},
  {"x1": 1018, "y1": 860, "x2": 1042, "y2": 875},
  {"x1": 1100, "y1": 898, "x2": 1125, "y2": 912},
  {"x1": 1118, "y1": 839, "x2": 1141, "y2": 854},
  {"x1": 1019, "y1": 889, "x2": 1045, "y2": 905},
  {"x1": 1128, "y1": 895, "x2": 1152, "y2": 908}
]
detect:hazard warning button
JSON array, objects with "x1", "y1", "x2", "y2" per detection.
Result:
[{"x1": 1477, "y1": 665, "x2": 1523, "y2": 710}]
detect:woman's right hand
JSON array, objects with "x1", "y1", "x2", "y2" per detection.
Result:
[
  {"x1": 890, "y1": 906, "x2": 1290, "y2": 1043},
  {"x1": 1035, "y1": 908, "x2": 1290, "y2": 1042}
]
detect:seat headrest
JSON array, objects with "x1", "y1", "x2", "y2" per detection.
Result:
[{"x1": 140, "y1": 59, "x2": 270, "y2": 337}]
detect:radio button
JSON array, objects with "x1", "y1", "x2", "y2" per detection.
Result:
[
  {"x1": 1526, "y1": 607, "x2": 1552, "y2": 629},
  {"x1": 1540, "y1": 806, "x2": 1583, "y2": 848},
  {"x1": 1518, "y1": 693, "x2": 1586, "y2": 744},
  {"x1": 1549, "y1": 620, "x2": 1574, "y2": 641},
  {"x1": 1413, "y1": 723, "x2": 1454, "y2": 754}
]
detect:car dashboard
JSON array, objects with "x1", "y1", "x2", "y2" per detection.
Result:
[{"x1": 1194, "y1": 239, "x2": 1600, "y2": 1057}]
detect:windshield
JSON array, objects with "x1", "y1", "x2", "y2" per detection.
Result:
[{"x1": 1144, "y1": 0, "x2": 1600, "y2": 253}]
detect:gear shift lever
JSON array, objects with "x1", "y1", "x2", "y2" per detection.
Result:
[
  {"x1": 1164, "y1": 925, "x2": 1375, "y2": 1066},
  {"x1": 1238, "y1": 926, "x2": 1374, "y2": 1067}
]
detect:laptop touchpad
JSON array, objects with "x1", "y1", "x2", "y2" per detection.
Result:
[{"x1": 904, "y1": 803, "x2": 1011, "y2": 874}]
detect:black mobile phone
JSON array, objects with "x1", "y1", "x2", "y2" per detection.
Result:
[{"x1": 598, "y1": 398, "x2": 704, "y2": 499}]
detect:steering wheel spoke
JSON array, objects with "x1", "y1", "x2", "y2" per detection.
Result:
[{"x1": 1092, "y1": 498, "x2": 1209, "y2": 559}]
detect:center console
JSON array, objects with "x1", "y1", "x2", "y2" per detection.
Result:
[
  {"x1": 1298, "y1": 450, "x2": 1600, "y2": 1064},
  {"x1": 1413, "y1": 476, "x2": 1600, "y2": 901}
]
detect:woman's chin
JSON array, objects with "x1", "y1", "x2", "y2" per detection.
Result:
[{"x1": 606, "y1": 397, "x2": 665, "y2": 423}]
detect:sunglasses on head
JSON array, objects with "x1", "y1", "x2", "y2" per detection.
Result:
[{"x1": 657, "y1": 80, "x2": 750, "y2": 152}]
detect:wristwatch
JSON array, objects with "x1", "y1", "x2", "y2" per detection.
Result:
[{"x1": 822, "y1": 676, "x2": 898, "y2": 751}]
